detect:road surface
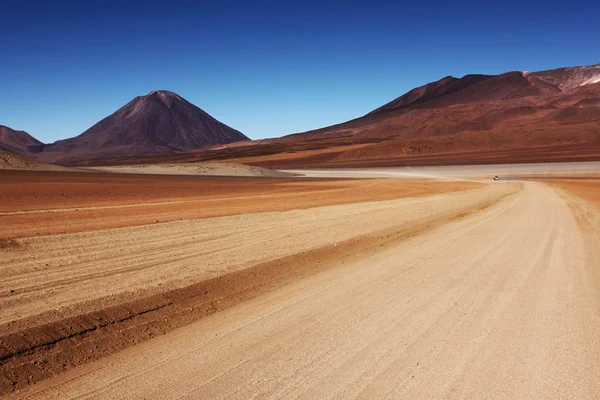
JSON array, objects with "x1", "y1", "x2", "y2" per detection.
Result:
[{"x1": 11, "y1": 181, "x2": 600, "y2": 399}]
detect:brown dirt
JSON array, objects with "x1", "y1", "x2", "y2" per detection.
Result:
[
  {"x1": 0, "y1": 170, "x2": 479, "y2": 238},
  {"x1": 67, "y1": 141, "x2": 379, "y2": 167},
  {"x1": 88, "y1": 162, "x2": 289, "y2": 177},
  {"x1": 0, "y1": 238, "x2": 21, "y2": 250},
  {"x1": 0, "y1": 152, "x2": 56, "y2": 170},
  {"x1": 0, "y1": 185, "x2": 513, "y2": 395},
  {"x1": 70, "y1": 139, "x2": 600, "y2": 170},
  {"x1": 247, "y1": 142, "x2": 600, "y2": 169},
  {"x1": 0, "y1": 175, "x2": 501, "y2": 395},
  {"x1": 545, "y1": 179, "x2": 600, "y2": 208},
  {"x1": 9, "y1": 181, "x2": 600, "y2": 399}
]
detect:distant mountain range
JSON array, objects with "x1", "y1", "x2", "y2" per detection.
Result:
[
  {"x1": 1, "y1": 63, "x2": 599, "y2": 166},
  {"x1": 1, "y1": 90, "x2": 248, "y2": 163}
]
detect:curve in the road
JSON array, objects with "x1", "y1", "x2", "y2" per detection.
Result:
[{"x1": 11, "y1": 182, "x2": 600, "y2": 399}]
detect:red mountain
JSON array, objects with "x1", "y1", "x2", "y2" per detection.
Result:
[
  {"x1": 237, "y1": 63, "x2": 600, "y2": 167},
  {"x1": 368, "y1": 72, "x2": 562, "y2": 115},
  {"x1": 0, "y1": 125, "x2": 44, "y2": 155},
  {"x1": 369, "y1": 65, "x2": 600, "y2": 115},
  {"x1": 3, "y1": 64, "x2": 600, "y2": 167},
  {"x1": 38, "y1": 90, "x2": 248, "y2": 163}
]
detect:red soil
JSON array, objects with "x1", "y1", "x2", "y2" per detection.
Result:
[
  {"x1": 0, "y1": 170, "x2": 479, "y2": 238},
  {"x1": 549, "y1": 179, "x2": 600, "y2": 208}
]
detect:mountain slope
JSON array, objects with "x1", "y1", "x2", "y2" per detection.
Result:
[
  {"x1": 367, "y1": 68, "x2": 599, "y2": 115},
  {"x1": 533, "y1": 64, "x2": 600, "y2": 90},
  {"x1": 39, "y1": 90, "x2": 248, "y2": 163},
  {"x1": 0, "y1": 125, "x2": 44, "y2": 155},
  {"x1": 154, "y1": 63, "x2": 599, "y2": 168},
  {"x1": 265, "y1": 63, "x2": 600, "y2": 158}
]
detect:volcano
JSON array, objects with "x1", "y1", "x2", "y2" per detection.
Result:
[
  {"x1": 38, "y1": 90, "x2": 248, "y2": 163},
  {"x1": 3, "y1": 64, "x2": 599, "y2": 167}
]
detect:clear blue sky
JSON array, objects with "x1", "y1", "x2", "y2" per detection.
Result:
[{"x1": 1, "y1": 0, "x2": 598, "y2": 143}]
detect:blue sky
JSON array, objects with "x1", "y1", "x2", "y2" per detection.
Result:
[{"x1": 1, "y1": 0, "x2": 598, "y2": 143}]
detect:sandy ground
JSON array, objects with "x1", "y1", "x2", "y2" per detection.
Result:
[
  {"x1": 73, "y1": 140, "x2": 600, "y2": 170},
  {"x1": 0, "y1": 151, "x2": 66, "y2": 171},
  {"x1": 284, "y1": 160, "x2": 600, "y2": 180},
  {"x1": 87, "y1": 162, "x2": 289, "y2": 177},
  {"x1": 0, "y1": 171, "x2": 475, "y2": 237},
  {"x1": 0, "y1": 182, "x2": 499, "y2": 327},
  {"x1": 5, "y1": 180, "x2": 600, "y2": 399},
  {"x1": 547, "y1": 179, "x2": 600, "y2": 207},
  {"x1": 2, "y1": 167, "x2": 600, "y2": 398}
]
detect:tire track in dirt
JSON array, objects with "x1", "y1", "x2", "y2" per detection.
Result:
[
  {"x1": 0, "y1": 184, "x2": 517, "y2": 395},
  {"x1": 14, "y1": 182, "x2": 598, "y2": 400},
  {"x1": 0, "y1": 177, "x2": 478, "y2": 238}
]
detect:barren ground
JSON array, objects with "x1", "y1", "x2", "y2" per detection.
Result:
[
  {"x1": 0, "y1": 170, "x2": 474, "y2": 237},
  {"x1": 284, "y1": 161, "x2": 600, "y2": 179},
  {"x1": 72, "y1": 141, "x2": 600, "y2": 169},
  {"x1": 86, "y1": 162, "x2": 290, "y2": 177},
  {"x1": 1, "y1": 167, "x2": 600, "y2": 399},
  {"x1": 547, "y1": 178, "x2": 600, "y2": 207}
]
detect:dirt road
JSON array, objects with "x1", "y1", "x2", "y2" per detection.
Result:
[
  {"x1": 8, "y1": 180, "x2": 600, "y2": 399},
  {"x1": 0, "y1": 176, "x2": 490, "y2": 394}
]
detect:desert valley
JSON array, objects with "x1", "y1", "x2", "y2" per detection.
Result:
[{"x1": 1, "y1": 61, "x2": 600, "y2": 399}]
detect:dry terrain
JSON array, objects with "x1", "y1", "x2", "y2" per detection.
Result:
[
  {"x1": 547, "y1": 178, "x2": 600, "y2": 207},
  {"x1": 3, "y1": 64, "x2": 599, "y2": 168},
  {"x1": 0, "y1": 170, "x2": 472, "y2": 238},
  {"x1": 68, "y1": 141, "x2": 600, "y2": 169},
  {"x1": 86, "y1": 162, "x2": 289, "y2": 177},
  {"x1": 0, "y1": 152, "x2": 64, "y2": 172},
  {"x1": 1, "y1": 167, "x2": 600, "y2": 399},
  {"x1": 50, "y1": 65, "x2": 600, "y2": 169},
  {"x1": 285, "y1": 161, "x2": 600, "y2": 180}
]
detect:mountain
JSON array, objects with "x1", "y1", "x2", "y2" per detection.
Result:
[
  {"x1": 239, "y1": 63, "x2": 600, "y2": 167},
  {"x1": 0, "y1": 125, "x2": 44, "y2": 155},
  {"x1": 367, "y1": 71, "x2": 561, "y2": 114},
  {"x1": 533, "y1": 64, "x2": 600, "y2": 90},
  {"x1": 3, "y1": 64, "x2": 599, "y2": 167},
  {"x1": 39, "y1": 90, "x2": 248, "y2": 163},
  {"x1": 370, "y1": 64, "x2": 600, "y2": 115}
]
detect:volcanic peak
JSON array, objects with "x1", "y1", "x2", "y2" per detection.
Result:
[{"x1": 143, "y1": 90, "x2": 182, "y2": 108}]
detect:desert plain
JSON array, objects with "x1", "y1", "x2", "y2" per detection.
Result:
[{"x1": 0, "y1": 161, "x2": 598, "y2": 399}]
